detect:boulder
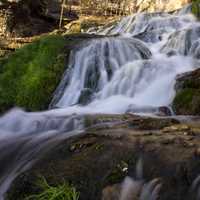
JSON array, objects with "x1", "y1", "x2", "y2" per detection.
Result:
[
  {"x1": 6, "y1": 114, "x2": 200, "y2": 200},
  {"x1": 126, "y1": 105, "x2": 172, "y2": 116},
  {"x1": 173, "y1": 68, "x2": 200, "y2": 115}
]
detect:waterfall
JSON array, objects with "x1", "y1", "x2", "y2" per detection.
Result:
[
  {"x1": 50, "y1": 8, "x2": 198, "y2": 114},
  {"x1": 88, "y1": 12, "x2": 195, "y2": 38},
  {"x1": 177, "y1": 3, "x2": 192, "y2": 15},
  {"x1": 161, "y1": 24, "x2": 200, "y2": 54},
  {"x1": 0, "y1": 108, "x2": 84, "y2": 199},
  {"x1": 107, "y1": 159, "x2": 200, "y2": 200},
  {"x1": 0, "y1": 4, "x2": 200, "y2": 199},
  {"x1": 51, "y1": 37, "x2": 152, "y2": 108}
]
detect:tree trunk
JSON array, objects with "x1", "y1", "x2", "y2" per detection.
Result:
[{"x1": 59, "y1": 0, "x2": 66, "y2": 29}]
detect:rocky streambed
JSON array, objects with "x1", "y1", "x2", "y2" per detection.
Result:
[{"x1": 5, "y1": 114, "x2": 200, "y2": 200}]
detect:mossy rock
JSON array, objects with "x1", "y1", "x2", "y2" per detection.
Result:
[
  {"x1": 192, "y1": 0, "x2": 200, "y2": 18},
  {"x1": 173, "y1": 88, "x2": 200, "y2": 115},
  {"x1": 67, "y1": 22, "x2": 82, "y2": 33},
  {"x1": 173, "y1": 68, "x2": 200, "y2": 115},
  {"x1": 0, "y1": 35, "x2": 66, "y2": 112}
]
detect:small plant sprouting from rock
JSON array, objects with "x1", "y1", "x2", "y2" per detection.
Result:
[{"x1": 26, "y1": 176, "x2": 80, "y2": 200}]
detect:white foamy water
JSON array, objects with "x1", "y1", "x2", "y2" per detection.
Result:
[
  {"x1": 51, "y1": 10, "x2": 199, "y2": 115},
  {"x1": 52, "y1": 37, "x2": 151, "y2": 108}
]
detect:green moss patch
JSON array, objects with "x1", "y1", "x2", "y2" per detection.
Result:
[
  {"x1": 173, "y1": 88, "x2": 200, "y2": 115},
  {"x1": 0, "y1": 35, "x2": 66, "y2": 112},
  {"x1": 182, "y1": 78, "x2": 200, "y2": 89},
  {"x1": 192, "y1": 0, "x2": 200, "y2": 18},
  {"x1": 106, "y1": 161, "x2": 129, "y2": 184}
]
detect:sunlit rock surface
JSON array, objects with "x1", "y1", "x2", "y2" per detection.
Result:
[{"x1": 136, "y1": 0, "x2": 191, "y2": 13}]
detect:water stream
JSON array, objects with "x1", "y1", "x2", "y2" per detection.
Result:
[{"x1": 0, "y1": 5, "x2": 200, "y2": 199}]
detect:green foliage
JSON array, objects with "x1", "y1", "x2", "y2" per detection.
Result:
[
  {"x1": 0, "y1": 0, "x2": 8, "y2": 4},
  {"x1": 0, "y1": 35, "x2": 66, "y2": 112},
  {"x1": 174, "y1": 89, "x2": 194, "y2": 108},
  {"x1": 26, "y1": 176, "x2": 79, "y2": 200},
  {"x1": 192, "y1": 0, "x2": 200, "y2": 18},
  {"x1": 173, "y1": 88, "x2": 200, "y2": 115}
]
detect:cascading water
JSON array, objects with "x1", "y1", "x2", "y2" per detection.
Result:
[
  {"x1": 0, "y1": 5, "x2": 200, "y2": 199},
  {"x1": 0, "y1": 109, "x2": 84, "y2": 199},
  {"x1": 50, "y1": 37, "x2": 152, "y2": 108},
  {"x1": 50, "y1": 10, "x2": 199, "y2": 115}
]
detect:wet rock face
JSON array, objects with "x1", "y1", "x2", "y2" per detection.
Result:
[
  {"x1": 102, "y1": 177, "x2": 162, "y2": 200},
  {"x1": 102, "y1": 173, "x2": 200, "y2": 200},
  {"x1": 173, "y1": 68, "x2": 200, "y2": 115},
  {"x1": 6, "y1": 114, "x2": 200, "y2": 200},
  {"x1": 126, "y1": 105, "x2": 172, "y2": 116}
]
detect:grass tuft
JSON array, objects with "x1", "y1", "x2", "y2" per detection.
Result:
[{"x1": 26, "y1": 176, "x2": 79, "y2": 200}]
